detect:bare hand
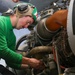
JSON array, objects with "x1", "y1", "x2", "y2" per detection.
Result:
[
  {"x1": 12, "y1": 0, "x2": 19, "y2": 2},
  {"x1": 28, "y1": 58, "x2": 45, "y2": 70}
]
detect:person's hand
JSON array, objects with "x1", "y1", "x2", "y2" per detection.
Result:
[
  {"x1": 28, "y1": 58, "x2": 45, "y2": 70},
  {"x1": 12, "y1": 0, "x2": 19, "y2": 2}
]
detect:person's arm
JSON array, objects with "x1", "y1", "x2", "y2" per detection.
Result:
[
  {"x1": 6, "y1": 56, "x2": 44, "y2": 70},
  {"x1": 0, "y1": 24, "x2": 45, "y2": 70},
  {"x1": 0, "y1": 24, "x2": 22, "y2": 68},
  {"x1": 21, "y1": 57, "x2": 45, "y2": 69}
]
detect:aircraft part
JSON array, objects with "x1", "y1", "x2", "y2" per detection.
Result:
[
  {"x1": 26, "y1": 46, "x2": 52, "y2": 58},
  {"x1": 2, "y1": 0, "x2": 75, "y2": 75},
  {"x1": 15, "y1": 30, "x2": 58, "y2": 75},
  {"x1": 35, "y1": 18, "x2": 62, "y2": 41},
  {"x1": 67, "y1": 0, "x2": 75, "y2": 55}
]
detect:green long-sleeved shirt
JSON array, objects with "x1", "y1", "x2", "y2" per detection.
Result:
[{"x1": 0, "y1": 16, "x2": 22, "y2": 69}]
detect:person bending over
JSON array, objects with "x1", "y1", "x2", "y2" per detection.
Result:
[{"x1": 0, "y1": 3, "x2": 44, "y2": 70}]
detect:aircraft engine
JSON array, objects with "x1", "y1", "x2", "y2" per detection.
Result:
[{"x1": 11, "y1": 0, "x2": 75, "y2": 75}]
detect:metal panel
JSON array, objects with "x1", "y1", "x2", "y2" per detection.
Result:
[{"x1": 67, "y1": 0, "x2": 75, "y2": 55}]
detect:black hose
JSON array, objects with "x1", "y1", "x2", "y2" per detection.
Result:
[{"x1": 16, "y1": 35, "x2": 28, "y2": 50}]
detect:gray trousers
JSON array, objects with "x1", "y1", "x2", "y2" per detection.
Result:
[{"x1": 0, "y1": 65, "x2": 15, "y2": 75}]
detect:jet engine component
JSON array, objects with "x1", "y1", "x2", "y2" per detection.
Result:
[
  {"x1": 35, "y1": 18, "x2": 62, "y2": 41},
  {"x1": 12, "y1": 0, "x2": 74, "y2": 75},
  {"x1": 67, "y1": 0, "x2": 75, "y2": 55}
]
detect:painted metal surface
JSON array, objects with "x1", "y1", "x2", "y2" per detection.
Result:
[{"x1": 67, "y1": 0, "x2": 75, "y2": 55}]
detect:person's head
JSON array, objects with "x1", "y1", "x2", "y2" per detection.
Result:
[{"x1": 13, "y1": 3, "x2": 38, "y2": 30}]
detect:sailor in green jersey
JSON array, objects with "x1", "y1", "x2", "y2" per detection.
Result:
[{"x1": 0, "y1": 3, "x2": 44, "y2": 70}]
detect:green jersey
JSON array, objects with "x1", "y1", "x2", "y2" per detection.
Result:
[{"x1": 0, "y1": 16, "x2": 22, "y2": 69}]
